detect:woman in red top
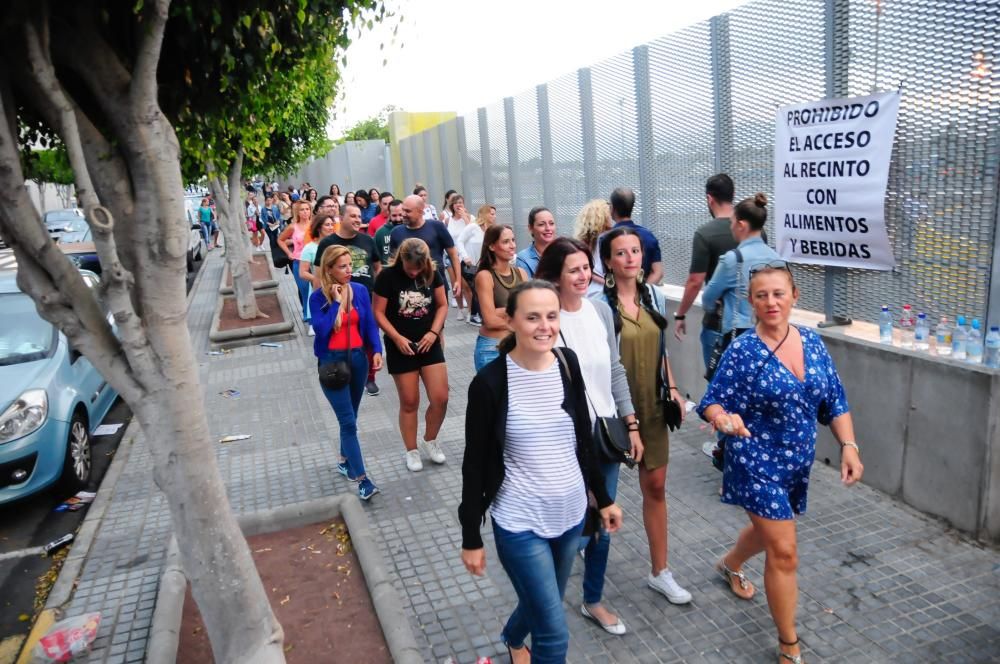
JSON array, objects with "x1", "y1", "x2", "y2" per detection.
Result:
[{"x1": 310, "y1": 246, "x2": 384, "y2": 500}]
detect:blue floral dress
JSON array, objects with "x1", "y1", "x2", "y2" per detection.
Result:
[{"x1": 697, "y1": 327, "x2": 849, "y2": 520}]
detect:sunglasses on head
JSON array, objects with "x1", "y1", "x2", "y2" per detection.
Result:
[{"x1": 748, "y1": 260, "x2": 791, "y2": 279}]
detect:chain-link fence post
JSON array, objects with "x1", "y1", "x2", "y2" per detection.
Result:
[
  {"x1": 537, "y1": 83, "x2": 557, "y2": 215},
  {"x1": 439, "y1": 123, "x2": 452, "y2": 198},
  {"x1": 578, "y1": 67, "x2": 598, "y2": 199},
  {"x1": 505, "y1": 96, "x2": 524, "y2": 229},
  {"x1": 633, "y1": 45, "x2": 657, "y2": 227},
  {"x1": 709, "y1": 14, "x2": 732, "y2": 174},
  {"x1": 478, "y1": 108, "x2": 495, "y2": 204},
  {"x1": 457, "y1": 120, "x2": 472, "y2": 202}
]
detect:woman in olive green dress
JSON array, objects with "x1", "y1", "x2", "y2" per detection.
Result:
[{"x1": 596, "y1": 226, "x2": 692, "y2": 604}]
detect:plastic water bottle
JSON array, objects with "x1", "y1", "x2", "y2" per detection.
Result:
[
  {"x1": 966, "y1": 319, "x2": 983, "y2": 364},
  {"x1": 952, "y1": 316, "x2": 968, "y2": 360},
  {"x1": 899, "y1": 305, "x2": 914, "y2": 349},
  {"x1": 914, "y1": 313, "x2": 930, "y2": 351},
  {"x1": 935, "y1": 317, "x2": 952, "y2": 356},
  {"x1": 984, "y1": 326, "x2": 1000, "y2": 369},
  {"x1": 878, "y1": 306, "x2": 893, "y2": 344}
]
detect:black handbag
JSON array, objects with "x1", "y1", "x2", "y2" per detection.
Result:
[
  {"x1": 552, "y1": 346, "x2": 635, "y2": 468},
  {"x1": 317, "y1": 299, "x2": 352, "y2": 390}
]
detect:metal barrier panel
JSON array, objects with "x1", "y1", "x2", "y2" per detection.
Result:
[
  {"x1": 646, "y1": 23, "x2": 717, "y2": 287},
  {"x1": 513, "y1": 88, "x2": 544, "y2": 233},
  {"x1": 834, "y1": 0, "x2": 1000, "y2": 324},
  {"x1": 399, "y1": 136, "x2": 414, "y2": 194},
  {"x1": 463, "y1": 114, "x2": 486, "y2": 211},
  {"x1": 591, "y1": 51, "x2": 641, "y2": 210},
  {"x1": 423, "y1": 128, "x2": 445, "y2": 209},
  {"x1": 486, "y1": 100, "x2": 513, "y2": 228},
  {"x1": 726, "y1": 0, "x2": 828, "y2": 313},
  {"x1": 547, "y1": 71, "x2": 586, "y2": 235}
]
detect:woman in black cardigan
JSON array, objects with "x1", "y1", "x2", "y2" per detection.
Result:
[{"x1": 459, "y1": 279, "x2": 623, "y2": 664}]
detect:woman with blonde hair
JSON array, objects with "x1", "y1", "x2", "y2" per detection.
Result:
[
  {"x1": 574, "y1": 199, "x2": 613, "y2": 296},
  {"x1": 279, "y1": 200, "x2": 313, "y2": 321},
  {"x1": 373, "y1": 238, "x2": 449, "y2": 472},
  {"x1": 457, "y1": 204, "x2": 495, "y2": 326},
  {"x1": 310, "y1": 245, "x2": 384, "y2": 501}
]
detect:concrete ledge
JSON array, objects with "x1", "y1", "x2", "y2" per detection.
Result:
[
  {"x1": 217, "y1": 257, "x2": 277, "y2": 295},
  {"x1": 147, "y1": 494, "x2": 422, "y2": 664},
  {"x1": 207, "y1": 287, "x2": 295, "y2": 343}
]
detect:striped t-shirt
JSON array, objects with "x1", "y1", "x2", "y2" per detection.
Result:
[{"x1": 490, "y1": 356, "x2": 587, "y2": 538}]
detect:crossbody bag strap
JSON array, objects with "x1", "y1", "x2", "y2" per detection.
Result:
[{"x1": 557, "y1": 332, "x2": 601, "y2": 418}]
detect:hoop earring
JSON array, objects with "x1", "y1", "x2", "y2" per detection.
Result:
[
  {"x1": 637, "y1": 268, "x2": 645, "y2": 284},
  {"x1": 605, "y1": 273, "x2": 616, "y2": 288}
]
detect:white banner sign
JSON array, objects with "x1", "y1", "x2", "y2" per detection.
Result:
[{"x1": 774, "y1": 91, "x2": 900, "y2": 270}]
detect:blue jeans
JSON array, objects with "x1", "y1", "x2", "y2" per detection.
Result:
[
  {"x1": 291, "y1": 260, "x2": 310, "y2": 321},
  {"x1": 580, "y1": 461, "x2": 620, "y2": 604},
  {"x1": 474, "y1": 335, "x2": 500, "y2": 372},
  {"x1": 493, "y1": 517, "x2": 584, "y2": 662},
  {"x1": 700, "y1": 326, "x2": 721, "y2": 373},
  {"x1": 317, "y1": 349, "x2": 369, "y2": 478}
]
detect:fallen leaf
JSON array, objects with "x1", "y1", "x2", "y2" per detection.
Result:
[
  {"x1": 254, "y1": 548, "x2": 272, "y2": 553},
  {"x1": 279, "y1": 595, "x2": 290, "y2": 605},
  {"x1": 18, "y1": 613, "x2": 29, "y2": 622}
]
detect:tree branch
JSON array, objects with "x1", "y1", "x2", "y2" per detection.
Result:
[
  {"x1": 132, "y1": 0, "x2": 171, "y2": 109},
  {"x1": 22, "y1": 15, "x2": 158, "y2": 381}
]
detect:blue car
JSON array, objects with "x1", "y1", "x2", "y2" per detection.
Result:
[{"x1": 0, "y1": 271, "x2": 118, "y2": 504}]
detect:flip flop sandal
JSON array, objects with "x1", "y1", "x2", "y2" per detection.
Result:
[
  {"x1": 778, "y1": 636, "x2": 803, "y2": 663},
  {"x1": 716, "y1": 559, "x2": 756, "y2": 600}
]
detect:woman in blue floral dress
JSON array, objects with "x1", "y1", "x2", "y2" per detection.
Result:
[{"x1": 698, "y1": 264, "x2": 864, "y2": 664}]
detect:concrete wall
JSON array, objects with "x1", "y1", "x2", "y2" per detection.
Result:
[{"x1": 661, "y1": 289, "x2": 1000, "y2": 543}]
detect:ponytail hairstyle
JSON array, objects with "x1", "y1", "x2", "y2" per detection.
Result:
[
  {"x1": 496, "y1": 280, "x2": 560, "y2": 354},
  {"x1": 733, "y1": 192, "x2": 769, "y2": 231},
  {"x1": 477, "y1": 223, "x2": 515, "y2": 272},
  {"x1": 534, "y1": 237, "x2": 593, "y2": 285},
  {"x1": 475, "y1": 204, "x2": 496, "y2": 229},
  {"x1": 599, "y1": 226, "x2": 667, "y2": 335},
  {"x1": 390, "y1": 238, "x2": 437, "y2": 287},
  {"x1": 318, "y1": 245, "x2": 355, "y2": 331}
]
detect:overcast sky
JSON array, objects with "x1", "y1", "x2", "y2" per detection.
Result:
[{"x1": 330, "y1": 0, "x2": 750, "y2": 136}]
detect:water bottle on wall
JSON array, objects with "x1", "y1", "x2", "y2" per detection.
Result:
[
  {"x1": 984, "y1": 326, "x2": 1000, "y2": 369},
  {"x1": 914, "y1": 313, "x2": 930, "y2": 351},
  {"x1": 966, "y1": 319, "x2": 983, "y2": 364},
  {"x1": 899, "y1": 304, "x2": 915, "y2": 349},
  {"x1": 935, "y1": 316, "x2": 952, "y2": 356},
  {"x1": 952, "y1": 316, "x2": 968, "y2": 360},
  {"x1": 878, "y1": 306, "x2": 893, "y2": 345}
]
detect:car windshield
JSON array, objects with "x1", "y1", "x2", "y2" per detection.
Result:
[
  {"x1": 59, "y1": 226, "x2": 92, "y2": 244},
  {"x1": 44, "y1": 211, "x2": 82, "y2": 229},
  {"x1": 0, "y1": 293, "x2": 56, "y2": 366}
]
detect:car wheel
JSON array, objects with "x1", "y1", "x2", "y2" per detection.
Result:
[
  {"x1": 60, "y1": 412, "x2": 92, "y2": 491},
  {"x1": 187, "y1": 249, "x2": 195, "y2": 273}
]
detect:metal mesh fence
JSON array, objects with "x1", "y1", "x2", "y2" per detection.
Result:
[{"x1": 396, "y1": 0, "x2": 1000, "y2": 324}]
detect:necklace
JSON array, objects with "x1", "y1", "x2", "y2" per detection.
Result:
[
  {"x1": 492, "y1": 268, "x2": 517, "y2": 289},
  {"x1": 757, "y1": 324, "x2": 791, "y2": 352}
]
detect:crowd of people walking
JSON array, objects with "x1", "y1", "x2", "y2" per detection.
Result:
[{"x1": 226, "y1": 174, "x2": 865, "y2": 664}]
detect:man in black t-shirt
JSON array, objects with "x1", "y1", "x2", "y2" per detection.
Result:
[
  {"x1": 674, "y1": 174, "x2": 737, "y2": 370},
  {"x1": 314, "y1": 204, "x2": 383, "y2": 395}
]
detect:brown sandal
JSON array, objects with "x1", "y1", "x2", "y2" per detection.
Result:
[{"x1": 715, "y1": 559, "x2": 756, "y2": 600}]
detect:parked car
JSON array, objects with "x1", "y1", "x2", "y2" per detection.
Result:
[
  {"x1": 57, "y1": 224, "x2": 101, "y2": 274},
  {"x1": 0, "y1": 270, "x2": 118, "y2": 504},
  {"x1": 43, "y1": 208, "x2": 85, "y2": 243},
  {"x1": 183, "y1": 196, "x2": 207, "y2": 270}
]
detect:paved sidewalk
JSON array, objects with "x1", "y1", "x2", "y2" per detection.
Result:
[{"x1": 59, "y1": 251, "x2": 999, "y2": 663}]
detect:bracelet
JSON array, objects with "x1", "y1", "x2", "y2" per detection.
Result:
[
  {"x1": 429, "y1": 329, "x2": 440, "y2": 338},
  {"x1": 673, "y1": 314, "x2": 686, "y2": 320},
  {"x1": 627, "y1": 424, "x2": 640, "y2": 432},
  {"x1": 669, "y1": 385, "x2": 680, "y2": 392},
  {"x1": 840, "y1": 441, "x2": 860, "y2": 452}
]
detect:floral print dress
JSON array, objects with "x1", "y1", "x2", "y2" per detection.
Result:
[{"x1": 697, "y1": 327, "x2": 849, "y2": 520}]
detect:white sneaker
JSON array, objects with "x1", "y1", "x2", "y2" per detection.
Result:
[
  {"x1": 419, "y1": 439, "x2": 446, "y2": 464},
  {"x1": 647, "y1": 569, "x2": 692, "y2": 604},
  {"x1": 405, "y1": 449, "x2": 423, "y2": 472},
  {"x1": 450, "y1": 297, "x2": 458, "y2": 307},
  {"x1": 307, "y1": 327, "x2": 315, "y2": 337},
  {"x1": 456, "y1": 310, "x2": 465, "y2": 321}
]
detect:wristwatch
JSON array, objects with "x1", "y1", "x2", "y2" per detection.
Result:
[{"x1": 673, "y1": 313, "x2": 686, "y2": 320}]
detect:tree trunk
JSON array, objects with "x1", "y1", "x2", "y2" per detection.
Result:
[{"x1": 208, "y1": 149, "x2": 260, "y2": 320}]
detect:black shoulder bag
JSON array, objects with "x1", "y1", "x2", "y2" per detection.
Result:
[
  {"x1": 553, "y1": 344, "x2": 635, "y2": 468},
  {"x1": 317, "y1": 296, "x2": 353, "y2": 390}
]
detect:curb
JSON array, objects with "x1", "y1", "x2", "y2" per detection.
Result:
[
  {"x1": 147, "y1": 494, "x2": 422, "y2": 664},
  {"x1": 207, "y1": 287, "x2": 296, "y2": 343}
]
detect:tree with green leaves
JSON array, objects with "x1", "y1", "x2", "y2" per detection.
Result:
[
  {"x1": 337, "y1": 105, "x2": 397, "y2": 143},
  {"x1": 23, "y1": 145, "x2": 76, "y2": 208},
  {"x1": 0, "y1": 2, "x2": 384, "y2": 661}
]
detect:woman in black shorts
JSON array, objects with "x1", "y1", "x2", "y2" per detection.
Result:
[{"x1": 373, "y1": 238, "x2": 450, "y2": 472}]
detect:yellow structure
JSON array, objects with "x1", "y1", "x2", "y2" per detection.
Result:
[{"x1": 388, "y1": 111, "x2": 456, "y2": 197}]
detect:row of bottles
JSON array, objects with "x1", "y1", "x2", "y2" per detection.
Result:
[{"x1": 879, "y1": 305, "x2": 1000, "y2": 368}]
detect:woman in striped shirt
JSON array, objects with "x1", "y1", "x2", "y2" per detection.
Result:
[{"x1": 459, "y1": 280, "x2": 623, "y2": 663}]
